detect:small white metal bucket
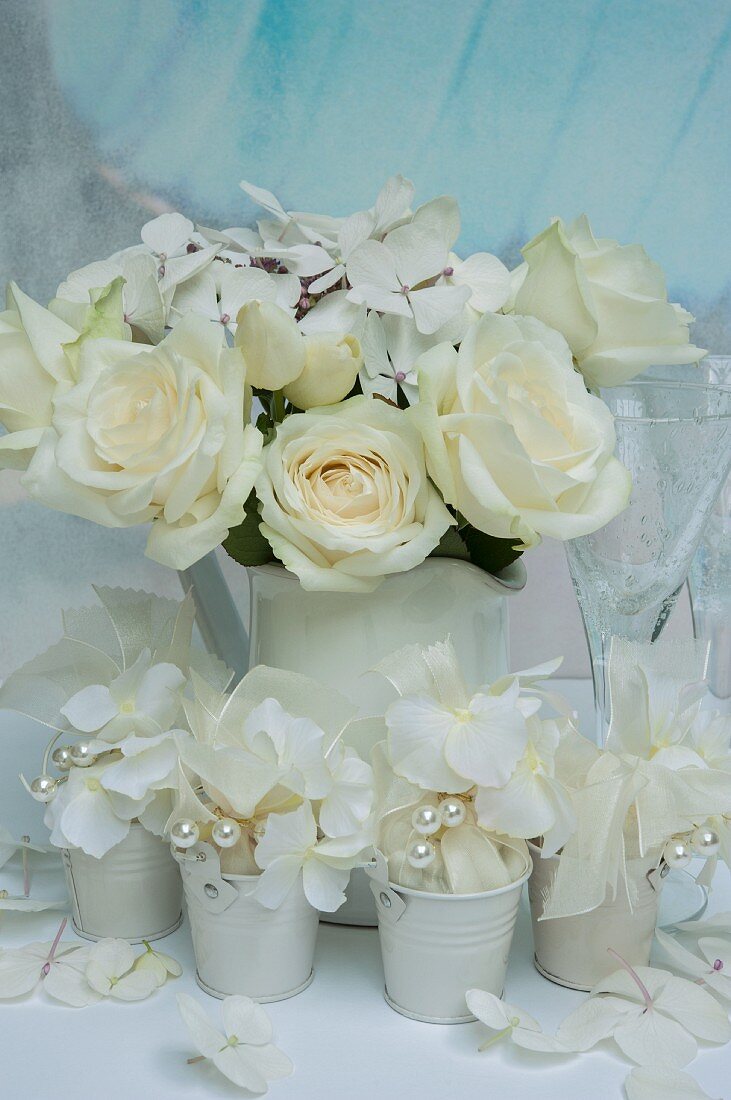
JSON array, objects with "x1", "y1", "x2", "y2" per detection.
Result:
[
  {"x1": 177, "y1": 842, "x2": 319, "y2": 1001},
  {"x1": 370, "y1": 855, "x2": 531, "y2": 1024},
  {"x1": 528, "y1": 841, "x2": 664, "y2": 991},
  {"x1": 63, "y1": 824, "x2": 183, "y2": 943}
]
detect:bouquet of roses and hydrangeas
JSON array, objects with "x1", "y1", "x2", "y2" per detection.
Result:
[{"x1": 0, "y1": 176, "x2": 704, "y2": 589}]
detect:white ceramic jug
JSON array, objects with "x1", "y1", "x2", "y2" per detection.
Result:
[{"x1": 246, "y1": 557, "x2": 523, "y2": 715}]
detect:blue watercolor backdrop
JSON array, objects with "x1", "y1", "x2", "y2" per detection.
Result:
[{"x1": 46, "y1": 0, "x2": 731, "y2": 326}]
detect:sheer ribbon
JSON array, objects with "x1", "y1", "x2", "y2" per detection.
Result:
[{"x1": 542, "y1": 638, "x2": 731, "y2": 920}]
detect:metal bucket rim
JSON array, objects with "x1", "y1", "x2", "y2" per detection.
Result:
[
  {"x1": 64, "y1": 819, "x2": 154, "y2": 857},
  {"x1": 386, "y1": 857, "x2": 532, "y2": 902},
  {"x1": 174, "y1": 848, "x2": 260, "y2": 886},
  {"x1": 179, "y1": 858, "x2": 318, "y2": 915},
  {"x1": 383, "y1": 988, "x2": 478, "y2": 1024}
]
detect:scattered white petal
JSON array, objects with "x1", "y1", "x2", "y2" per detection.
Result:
[
  {"x1": 559, "y1": 963, "x2": 731, "y2": 1068},
  {"x1": 133, "y1": 942, "x2": 182, "y2": 987},
  {"x1": 85, "y1": 938, "x2": 158, "y2": 1001},
  {"x1": 0, "y1": 926, "x2": 98, "y2": 1006},
  {"x1": 624, "y1": 1066, "x2": 720, "y2": 1100},
  {"x1": 466, "y1": 988, "x2": 571, "y2": 1053},
  {"x1": 178, "y1": 992, "x2": 293, "y2": 1093}
]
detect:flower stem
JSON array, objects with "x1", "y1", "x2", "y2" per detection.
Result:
[
  {"x1": 607, "y1": 947, "x2": 653, "y2": 1011},
  {"x1": 478, "y1": 1024, "x2": 514, "y2": 1052},
  {"x1": 41, "y1": 917, "x2": 67, "y2": 977},
  {"x1": 187, "y1": 1055, "x2": 206, "y2": 1065},
  {"x1": 271, "y1": 390, "x2": 286, "y2": 424}
]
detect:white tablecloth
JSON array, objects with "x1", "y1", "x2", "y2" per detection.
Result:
[{"x1": 1, "y1": 682, "x2": 729, "y2": 1100}]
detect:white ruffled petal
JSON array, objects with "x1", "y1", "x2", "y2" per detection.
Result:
[
  {"x1": 624, "y1": 1067, "x2": 717, "y2": 1100},
  {"x1": 60, "y1": 684, "x2": 118, "y2": 733},
  {"x1": 177, "y1": 992, "x2": 227, "y2": 1058},
  {"x1": 222, "y1": 995, "x2": 273, "y2": 1046}
]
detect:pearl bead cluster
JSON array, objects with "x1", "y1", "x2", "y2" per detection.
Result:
[
  {"x1": 406, "y1": 798, "x2": 467, "y2": 869},
  {"x1": 662, "y1": 825, "x2": 720, "y2": 869},
  {"x1": 169, "y1": 817, "x2": 242, "y2": 850},
  {"x1": 27, "y1": 741, "x2": 100, "y2": 802}
]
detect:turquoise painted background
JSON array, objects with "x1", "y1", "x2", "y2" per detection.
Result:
[{"x1": 46, "y1": 0, "x2": 731, "y2": 331}]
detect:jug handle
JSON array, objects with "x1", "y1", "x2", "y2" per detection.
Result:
[{"x1": 178, "y1": 551, "x2": 249, "y2": 683}]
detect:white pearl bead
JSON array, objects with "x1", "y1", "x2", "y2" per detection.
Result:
[
  {"x1": 170, "y1": 819, "x2": 199, "y2": 849},
  {"x1": 438, "y1": 798, "x2": 466, "y2": 828},
  {"x1": 663, "y1": 839, "x2": 692, "y2": 870},
  {"x1": 51, "y1": 746, "x2": 73, "y2": 772},
  {"x1": 691, "y1": 826, "x2": 720, "y2": 858},
  {"x1": 411, "y1": 805, "x2": 442, "y2": 836},
  {"x1": 212, "y1": 818, "x2": 241, "y2": 848},
  {"x1": 406, "y1": 840, "x2": 436, "y2": 869},
  {"x1": 69, "y1": 742, "x2": 96, "y2": 768},
  {"x1": 29, "y1": 775, "x2": 57, "y2": 802}
]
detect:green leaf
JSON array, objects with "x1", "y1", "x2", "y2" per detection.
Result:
[
  {"x1": 223, "y1": 492, "x2": 275, "y2": 567},
  {"x1": 429, "y1": 525, "x2": 471, "y2": 562},
  {"x1": 428, "y1": 523, "x2": 521, "y2": 575},
  {"x1": 460, "y1": 524, "x2": 522, "y2": 574}
]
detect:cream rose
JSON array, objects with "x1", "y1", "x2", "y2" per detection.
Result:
[
  {"x1": 23, "y1": 314, "x2": 262, "y2": 569},
  {"x1": 415, "y1": 312, "x2": 631, "y2": 548},
  {"x1": 256, "y1": 395, "x2": 454, "y2": 592},
  {"x1": 510, "y1": 216, "x2": 705, "y2": 388}
]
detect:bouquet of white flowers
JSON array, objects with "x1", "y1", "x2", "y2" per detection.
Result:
[{"x1": 0, "y1": 176, "x2": 704, "y2": 589}]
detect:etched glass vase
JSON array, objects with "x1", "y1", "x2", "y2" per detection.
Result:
[{"x1": 566, "y1": 380, "x2": 731, "y2": 744}]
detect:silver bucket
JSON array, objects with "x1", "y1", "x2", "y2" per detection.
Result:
[
  {"x1": 528, "y1": 841, "x2": 664, "y2": 991},
  {"x1": 371, "y1": 857, "x2": 531, "y2": 1024},
  {"x1": 177, "y1": 842, "x2": 319, "y2": 1001},
  {"x1": 63, "y1": 824, "x2": 183, "y2": 943}
]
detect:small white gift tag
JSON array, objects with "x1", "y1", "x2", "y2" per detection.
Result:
[
  {"x1": 365, "y1": 849, "x2": 406, "y2": 923},
  {"x1": 174, "y1": 841, "x2": 239, "y2": 914}
]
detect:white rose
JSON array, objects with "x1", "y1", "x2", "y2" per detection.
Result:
[
  {"x1": 23, "y1": 314, "x2": 263, "y2": 569},
  {"x1": 0, "y1": 281, "x2": 121, "y2": 469},
  {"x1": 283, "y1": 332, "x2": 362, "y2": 409},
  {"x1": 511, "y1": 216, "x2": 705, "y2": 388},
  {"x1": 256, "y1": 395, "x2": 454, "y2": 592},
  {"x1": 234, "y1": 300, "x2": 305, "y2": 390},
  {"x1": 415, "y1": 312, "x2": 631, "y2": 547}
]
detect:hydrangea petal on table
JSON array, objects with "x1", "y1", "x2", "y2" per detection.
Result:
[
  {"x1": 0, "y1": 173, "x2": 704, "y2": 589},
  {"x1": 178, "y1": 991, "x2": 293, "y2": 1094}
]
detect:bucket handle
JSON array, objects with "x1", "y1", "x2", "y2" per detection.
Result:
[
  {"x1": 173, "y1": 841, "x2": 239, "y2": 914},
  {"x1": 647, "y1": 862, "x2": 669, "y2": 894},
  {"x1": 365, "y1": 853, "x2": 407, "y2": 924}
]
